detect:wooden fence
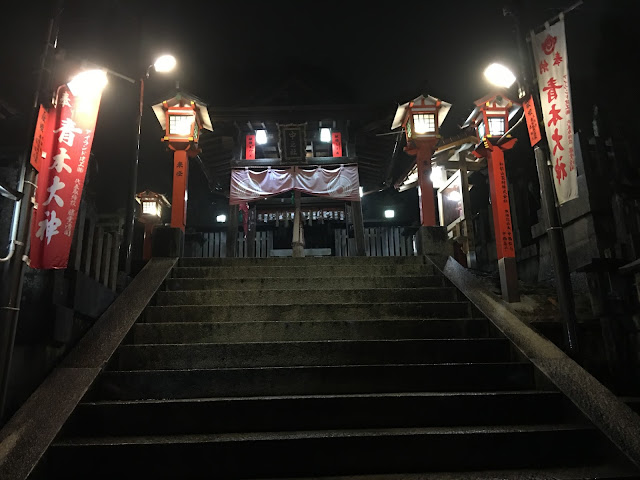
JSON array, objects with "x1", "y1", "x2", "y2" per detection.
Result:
[
  {"x1": 334, "y1": 226, "x2": 415, "y2": 257},
  {"x1": 185, "y1": 226, "x2": 415, "y2": 258},
  {"x1": 69, "y1": 203, "x2": 122, "y2": 291},
  {"x1": 185, "y1": 231, "x2": 273, "y2": 258}
]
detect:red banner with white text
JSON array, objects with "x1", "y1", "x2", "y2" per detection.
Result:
[{"x1": 30, "y1": 85, "x2": 102, "y2": 269}]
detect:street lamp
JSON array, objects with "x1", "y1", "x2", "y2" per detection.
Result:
[
  {"x1": 484, "y1": 60, "x2": 579, "y2": 354},
  {"x1": 67, "y1": 69, "x2": 108, "y2": 97},
  {"x1": 483, "y1": 63, "x2": 517, "y2": 89},
  {"x1": 119, "y1": 54, "x2": 176, "y2": 277}
]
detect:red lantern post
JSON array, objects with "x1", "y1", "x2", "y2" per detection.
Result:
[
  {"x1": 152, "y1": 93, "x2": 212, "y2": 233},
  {"x1": 392, "y1": 95, "x2": 452, "y2": 226},
  {"x1": 464, "y1": 92, "x2": 520, "y2": 302}
]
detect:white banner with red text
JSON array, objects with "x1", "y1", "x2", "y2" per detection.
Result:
[
  {"x1": 30, "y1": 85, "x2": 102, "y2": 269},
  {"x1": 532, "y1": 14, "x2": 578, "y2": 204},
  {"x1": 229, "y1": 165, "x2": 360, "y2": 204}
]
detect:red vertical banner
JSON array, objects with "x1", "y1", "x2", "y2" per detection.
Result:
[
  {"x1": 30, "y1": 85, "x2": 102, "y2": 269},
  {"x1": 523, "y1": 95, "x2": 542, "y2": 147},
  {"x1": 331, "y1": 132, "x2": 342, "y2": 158},
  {"x1": 487, "y1": 148, "x2": 515, "y2": 260},
  {"x1": 30, "y1": 105, "x2": 54, "y2": 171},
  {"x1": 245, "y1": 134, "x2": 256, "y2": 160},
  {"x1": 171, "y1": 150, "x2": 189, "y2": 231}
]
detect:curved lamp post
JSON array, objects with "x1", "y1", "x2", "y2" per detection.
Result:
[
  {"x1": 119, "y1": 54, "x2": 176, "y2": 276},
  {"x1": 484, "y1": 62, "x2": 578, "y2": 355}
]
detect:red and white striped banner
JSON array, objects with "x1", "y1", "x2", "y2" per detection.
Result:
[
  {"x1": 30, "y1": 85, "x2": 102, "y2": 269},
  {"x1": 532, "y1": 15, "x2": 578, "y2": 204}
]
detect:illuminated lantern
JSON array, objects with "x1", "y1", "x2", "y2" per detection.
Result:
[
  {"x1": 135, "y1": 190, "x2": 170, "y2": 260},
  {"x1": 463, "y1": 92, "x2": 520, "y2": 154},
  {"x1": 463, "y1": 92, "x2": 521, "y2": 302},
  {"x1": 152, "y1": 92, "x2": 212, "y2": 232},
  {"x1": 391, "y1": 94, "x2": 452, "y2": 226}
]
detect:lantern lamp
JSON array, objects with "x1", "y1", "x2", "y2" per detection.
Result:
[
  {"x1": 391, "y1": 94, "x2": 452, "y2": 142},
  {"x1": 152, "y1": 92, "x2": 213, "y2": 151},
  {"x1": 136, "y1": 190, "x2": 170, "y2": 219},
  {"x1": 463, "y1": 92, "x2": 520, "y2": 143}
]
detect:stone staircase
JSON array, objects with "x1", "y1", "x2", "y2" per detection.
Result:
[{"x1": 36, "y1": 256, "x2": 638, "y2": 478}]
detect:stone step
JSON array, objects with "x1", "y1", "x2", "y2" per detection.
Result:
[
  {"x1": 170, "y1": 263, "x2": 438, "y2": 278},
  {"x1": 48, "y1": 425, "x2": 610, "y2": 479},
  {"x1": 88, "y1": 363, "x2": 535, "y2": 401},
  {"x1": 153, "y1": 287, "x2": 459, "y2": 306},
  {"x1": 164, "y1": 275, "x2": 446, "y2": 291},
  {"x1": 130, "y1": 318, "x2": 493, "y2": 344},
  {"x1": 143, "y1": 302, "x2": 473, "y2": 323},
  {"x1": 177, "y1": 256, "x2": 426, "y2": 267},
  {"x1": 110, "y1": 338, "x2": 512, "y2": 370},
  {"x1": 62, "y1": 391, "x2": 565, "y2": 437}
]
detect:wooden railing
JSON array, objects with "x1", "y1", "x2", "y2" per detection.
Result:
[
  {"x1": 69, "y1": 202, "x2": 122, "y2": 291},
  {"x1": 185, "y1": 225, "x2": 415, "y2": 258}
]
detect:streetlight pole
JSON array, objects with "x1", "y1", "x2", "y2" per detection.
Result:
[
  {"x1": 119, "y1": 69, "x2": 148, "y2": 277},
  {"x1": 504, "y1": 2, "x2": 580, "y2": 357},
  {"x1": 119, "y1": 55, "x2": 176, "y2": 278},
  {"x1": 0, "y1": 0, "x2": 64, "y2": 423}
]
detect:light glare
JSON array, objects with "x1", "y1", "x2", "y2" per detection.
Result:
[
  {"x1": 384, "y1": 209, "x2": 395, "y2": 219},
  {"x1": 447, "y1": 190, "x2": 462, "y2": 202},
  {"x1": 484, "y1": 63, "x2": 516, "y2": 89},
  {"x1": 216, "y1": 214, "x2": 227, "y2": 223},
  {"x1": 256, "y1": 129, "x2": 267, "y2": 144},
  {"x1": 154, "y1": 54, "x2": 176, "y2": 73},
  {"x1": 430, "y1": 165, "x2": 446, "y2": 189},
  {"x1": 320, "y1": 128, "x2": 331, "y2": 142},
  {"x1": 67, "y1": 69, "x2": 108, "y2": 97}
]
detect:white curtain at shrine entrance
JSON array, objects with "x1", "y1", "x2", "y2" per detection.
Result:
[{"x1": 229, "y1": 165, "x2": 360, "y2": 204}]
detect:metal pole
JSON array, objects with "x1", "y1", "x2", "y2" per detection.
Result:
[
  {"x1": 119, "y1": 75, "x2": 145, "y2": 277},
  {"x1": 0, "y1": 1, "x2": 64, "y2": 423},
  {"x1": 535, "y1": 146, "x2": 579, "y2": 355},
  {"x1": 505, "y1": 2, "x2": 580, "y2": 357}
]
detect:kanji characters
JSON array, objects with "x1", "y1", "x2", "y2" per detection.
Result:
[
  {"x1": 547, "y1": 104, "x2": 563, "y2": 127},
  {"x1": 555, "y1": 156, "x2": 567, "y2": 182},
  {"x1": 35, "y1": 211, "x2": 62, "y2": 245},
  {"x1": 53, "y1": 118, "x2": 82, "y2": 147},
  {"x1": 60, "y1": 91, "x2": 72, "y2": 108},
  {"x1": 551, "y1": 128, "x2": 564, "y2": 156},
  {"x1": 543, "y1": 78, "x2": 561, "y2": 103},
  {"x1": 50, "y1": 148, "x2": 72, "y2": 174},
  {"x1": 553, "y1": 51, "x2": 563, "y2": 66},
  {"x1": 42, "y1": 176, "x2": 66, "y2": 207},
  {"x1": 539, "y1": 60, "x2": 549, "y2": 74}
]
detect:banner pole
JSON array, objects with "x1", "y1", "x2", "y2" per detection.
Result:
[{"x1": 0, "y1": 0, "x2": 65, "y2": 424}]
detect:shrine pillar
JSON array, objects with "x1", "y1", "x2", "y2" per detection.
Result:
[{"x1": 292, "y1": 191, "x2": 304, "y2": 257}]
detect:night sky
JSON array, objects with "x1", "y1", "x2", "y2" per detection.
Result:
[{"x1": 2, "y1": 0, "x2": 628, "y2": 219}]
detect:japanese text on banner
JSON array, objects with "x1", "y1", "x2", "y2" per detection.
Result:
[
  {"x1": 532, "y1": 15, "x2": 578, "y2": 204},
  {"x1": 30, "y1": 85, "x2": 102, "y2": 269}
]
